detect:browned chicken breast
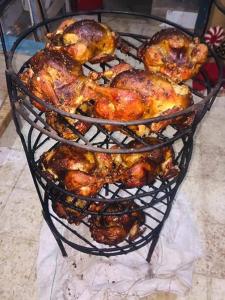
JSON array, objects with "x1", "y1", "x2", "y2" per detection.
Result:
[
  {"x1": 40, "y1": 144, "x2": 114, "y2": 196},
  {"x1": 46, "y1": 19, "x2": 117, "y2": 64},
  {"x1": 112, "y1": 137, "x2": 179, "y2": 188},
  {"x1": 40, "y1": 138, "x2": 179, "y2": 195},
  {"x1": 138, "y1": 28, "x2": 208, "y2": 83},
  {"x1": 89, "y1": 202, "x2": 145, "y2": 245},
  {"x1": 94, "y1": 69, "x2": 193, "y2": 134},
  {"x1": 20, "y1": 49, "x2": 97, "y2": 112}
]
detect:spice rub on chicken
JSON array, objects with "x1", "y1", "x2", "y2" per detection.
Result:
[
  {"x1": 138, "y1": 28, "x2": 208, "y2": 83},
  {"x1": 94, "y1": 69, "x2": 193, "y2": 134},
  {"x1": 40, "y1": 139, "x2": 179, "y2": 196},
  {"x1": 46, "y1": 19, "x2": 117, "y2": 64},
  {"x1": 89, "y1": 202, "x2": 145, "y2": 245},
  {"x1": 40, "y1": 144, "x2": 113, "y2": 196}
]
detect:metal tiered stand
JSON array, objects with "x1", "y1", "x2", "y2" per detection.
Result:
[{"x1": 0, "y1": 11, "x2": 223, "y2": 262}]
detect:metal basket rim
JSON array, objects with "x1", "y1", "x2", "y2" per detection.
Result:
[{"x1": 5, "y1": 10, "x2": 223, "y2": 126}]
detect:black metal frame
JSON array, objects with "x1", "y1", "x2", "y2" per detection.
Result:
[{"x1": 0, "y1": 10, "x2": 223, "y2": 261}]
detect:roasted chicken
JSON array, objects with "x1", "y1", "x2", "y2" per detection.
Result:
[
  {"x1": 46, "y1": 19, "x2": 117, "y2": 64},
  {"x1": 89, "y1": 202, "x2": 145, "y2": 245},
  {"x1": 112, "y1": 137, "x2": 179, "y2": 188},
  {"x1": 45, "y1": 102, "x2": 92, "y2": 140},
  {"x1": 20, "y1": 49, "x2": 96, "y2": 113},
  {"x1": 138, "y1": 28, "x2": 208, "y2": 83},
  {"x1": 52, "y1": 196, "x2": 88, "y2": 225},
  {"x1": 94, "y1": 69, "x2": 193, "y2": 134},
  {"x1": 20, "y1": 50, "x2": 145, "y2": 132},
  {"x1": 20, "y1": 45, "x2": 194, "y2": 137},
  {"x1": 40, "y1": 144, "x2": 113, "y2": 196},
  {"x1": 40, "y1": 138, "x2": 179, "y2": 196}
]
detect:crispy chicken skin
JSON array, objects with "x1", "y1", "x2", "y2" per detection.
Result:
[
  {"x1": 89, "y1": 62, "x2": 133, "y2": 81},
  {"x1": 20, "y1": 47, "x2": 193, "y2": 136},
  {"x1": 45, "y1": 103, "x2": 92, "y2": 140},
  {"x1": 93, "y1": 84, "x2": 145, "y2": 122},
  {"x1": 46, "y1": 19, "x2": 117, "y2": 64},
  {"x1": 40, "y1": 139, "x2": 179, "y2": 195},
  {"x1": 20, "y1": 49, "x2": 97, "y2": 113},
  {"x1": 89, "y1": 202, "x2": 145, "y2": 245},
  {"x1": 20, "y1": 50, "x2": 146, "y2": 131},
  {"x1": 108, "y1": 69, "x2": 193, "y2": 133},
  {"x1": 40, "y1": 144, "x2": 113, "y2": 196},
  {"x1": 138, "y1": 28, "x2": 208, "y2": 83},
  {"x1": 52, "y1": 196, "x2": 88, "y2": 225},
  {"x1": 112, "y1": 137, "x2": 179, "y2": 188}
]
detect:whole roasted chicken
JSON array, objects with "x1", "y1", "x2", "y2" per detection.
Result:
[
  {"x1": 138, "y1": 28, "x2": 208, "y2": 82},
  {"x1": 20, "y1": 49, "x2": 95, "y2": 112},
  {"x1": 40, "y1": 144, "x2": 113, "y2": 196},
  {"x1": 89, "y1": 202, "x2": 145, "y2": 245},
  {"x1": 20, "y1": 48, "x2": 97, "y2": 139},
  {"x1": 94, "y1": 68, "x2": 193, "y2": 134},
  {"x1": 112, "y1": 137, "x2": 179, "y2": 188},
  {"x1": 46, "y1": 19, "x2": 117, "y2": 64},
  {"x1": 20, "y1": 49, "x2": 145, "y2": 137},
  {"x1": 40, "y1": 139, "x2": 179, "y2": 196}
]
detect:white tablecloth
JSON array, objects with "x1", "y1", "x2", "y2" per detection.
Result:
[{"x1": 37, "y1": 191, "x2": 201, "y2": 300}]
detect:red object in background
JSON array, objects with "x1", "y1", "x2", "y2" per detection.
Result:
[
  {"x1": 192, "y1": 62, "x2": 225, "y2": 91},
  {"x1": 76, "y1": 0, "x2": 103, "y2": 10}
]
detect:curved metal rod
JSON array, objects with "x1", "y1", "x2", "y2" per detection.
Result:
[
  {"x1": 5, "y1": 10, "x2": 223, "y2": 128},
  {"x1": 43, "y1": 195, "x2": 164, "y2": 255},
  {"x1": 7, "y1": 10, "x2": 194, "y2": 64},
  {"x1": 10, "y1": 72, "x2": 213, "y2": 126},
  {"x1": 15, "y1": 101, "x2": 192, "y2": 153}
]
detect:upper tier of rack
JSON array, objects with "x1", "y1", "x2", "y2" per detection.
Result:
[{"x1": 3, "y1": 11, "x2": 223, "y2": 153}]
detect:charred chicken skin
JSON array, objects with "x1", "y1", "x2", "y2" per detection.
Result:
[
  {"x1": 20, "y1": 50, "x2": 145, "y2": 134},
  {"x1": 20, "y1": 34, "x2": 195, "y2": 136},
  {"x1": 138, "y1": 28, "x2": 208, "y2": 83},
  {"x1": 89, "y1": 202, "x2": 145, "y2": 245},
  {"x1": 19, "y1": 49, "x2": 96, "y2": 113},
  {"x1": 40, "y1": 139, "x2": 179, "y2": 196},
  {"x1": 94, "y1": 69, "x2": 193, "y2": 134},
  {"x1": 112, "y1": 137, "x2": 179, "y2": 188},
  {"x1": 46, "y1": 19, "x2": 117, "y2": 64},
  {"x1": 52, "y1": 196, "x2": 88, "y2": 225},
  {"x1": 45, "y1": 102, "x2": 92, "y2": 140},
  {"x1": 40, "y1": 144, "x2": 113, "y2": 196}
]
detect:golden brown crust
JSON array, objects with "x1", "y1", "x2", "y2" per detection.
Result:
[
  {"x1": 45, "y1": 106, "x2": 91, "y2": 140},
  {"x1": 89, "y1": 202, "x2": 145, "y2": 245},
  {"x1": 138, "y1": 28, "x2": 208, "y2": 83},
  {"x1": 110, "y1": 69, "x2": 193, "y2": 133},
  {"x1": 112, "y1": 137, "x2": 179, "y2": 187},
  {"x1": 40, "y1": 138, "x2": 179, "y2": 195},
  {"x1": 47, "y1": 19, "x2": 117, "y2": 64},
  {"x1": 40, "y1": 144, "x2": 113, "y2": 196},
  {"x1": 52, "y1": 197, "x2": 87, "y2": 225}
]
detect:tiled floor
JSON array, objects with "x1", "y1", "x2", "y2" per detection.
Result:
[{"x1": 0, "y1": 14, "x2": 225, "y2": 300}]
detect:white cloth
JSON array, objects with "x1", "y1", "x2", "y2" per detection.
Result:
[{"x1": 37, "y1": 192, "x2": 201, "y2": 300}]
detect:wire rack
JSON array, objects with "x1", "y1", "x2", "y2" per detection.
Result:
[{"x1": 0, "y1": 10, "x2": 223, "y2": 261}]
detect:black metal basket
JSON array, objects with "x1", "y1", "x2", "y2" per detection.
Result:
[{"x1": 0, "y1": 10, "x2": 223, "y2": 261}]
